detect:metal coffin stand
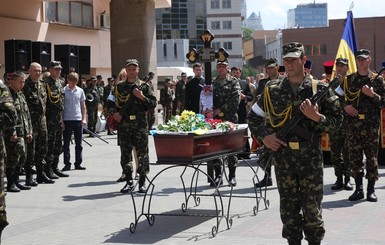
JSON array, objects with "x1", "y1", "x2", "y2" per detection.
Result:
[{"x1": 128, "y1": 127, "x2": 269, "y2": 237}]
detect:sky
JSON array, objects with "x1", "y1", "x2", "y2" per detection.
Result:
[{"x1": 246, "y1": 0, "x2": 385, "y2": 30}]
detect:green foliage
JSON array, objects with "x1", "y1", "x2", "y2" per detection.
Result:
[{"x1": 242, "y1": 27, "x2": 253, "y2": 41}]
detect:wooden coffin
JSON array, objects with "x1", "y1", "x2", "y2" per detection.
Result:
[{"x1": 154, "y1": 126, "x2": 247, "y2": 164}]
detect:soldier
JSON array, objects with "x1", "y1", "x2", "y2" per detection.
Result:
[
  {"x1": 330, "y1": 58, "x2": 352, "y2": 191},
  {"x1": 114, "y1": 59, "x2": 157, "y2": 193},
  {"x1": 211, "y1": 59, "x2": 241, "y2": 187},
  {"x1": 84, "y1": 77, "x2": 101, "y2": 136},
  {"x1": 175, "y1": 72, "x2": 187, "y2": 114},
  {"x1": 4, "y1": 72, "x2": 33, "y2": 192},
  {"x1": 143, "y1": 72, "x2": 156, "y2": 131},
  {"x1": 159, "y1": 78, "x2": 173, "y2": 124},
  {"x1": 96, "y1": 75, "x2": 105, "y2": 105},
  {"x1": 343, "y1": 49, "x2": 385, "y2": 202},
  {"x1": 248, "y1": 42, "x2": 342, "y2": 245},
  {"x1": 0, "y1": 78, "x2": 17, "y2": 237},
  {"x1": 104, "y1": 77, "x2": 116, "y2": 135},
  {"x1": 45, "y1": 61, "x2": 65, "y2": 179},
  {"x1": 23, "y1": 63, "x2": 59, "y2": 186},
  {"x1": 254, "y1": 58, "x2": 283, "y2": 188}
]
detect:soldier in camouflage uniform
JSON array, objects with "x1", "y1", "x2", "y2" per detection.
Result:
[
  {"x1": 0, "y1": 78, "x2": 17, "y2": 238},
  {"x1": 248, "y1": 42, "x2": 342, "y2": 245},
  {"x1": 84, "y1": 77, "x2": 101, "y2": 135},
  {"x1": 23, "y1": 63, "x2": 58, "y2": 186},
  {"x1": 144, "y1": 72, "x2": 156, "y2": 130},
  {"x1": 159, "y1": 78, "x2": 173, "y2": 124},
  {"x1": 342, "y1": 49, "x2": 385, "y2": 202},
  {"x1": 4, "y1": 72, "x2": 33, "y2": 192},
  {"x1": 211, "y1": 59, "x2": 241, "y2": 187},
  {"x1": 329, "y1": 58, "x2": 352, "y2": 191},
  {"x1": 114, "y1": 59, "x2": 157, "y2": 193},
  {"x1": 45, "y1": 61, "x2": 65, "y2": 179},
  {"x1": 175, "y1": 72, "x2": 187, "y2": 115}
]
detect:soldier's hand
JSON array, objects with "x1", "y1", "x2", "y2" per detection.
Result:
[
  {"x1": 132, "y1": 88, "x2": 145, "y2": 100},
  {"x1": 10, "y1": 135, "x2": 18, "y2": 142},
  {"x1": 361, "y1": 85, "x2": 376, "y2": 98},
  {"x1": 26, "y1": 134, "x2": 33, "y2": 143},
  {"x1": 300, "y1": 99, "x2": 321, "y2": 122},
  {"x1": 262, "y1": 134, "x2": 287, "y2": 151},
  {"x1": 344, "y1": 104, "x2": 358, "y2": 117}
]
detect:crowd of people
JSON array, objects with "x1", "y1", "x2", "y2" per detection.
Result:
[{"x1": 1, "y1": 41, "x2": 385, "y2": 244}]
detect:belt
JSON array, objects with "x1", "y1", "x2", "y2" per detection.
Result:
[{"x1": 287, "y1": 137, "x2": 320, "y2": 150}]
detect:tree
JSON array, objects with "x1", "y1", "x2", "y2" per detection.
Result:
[{"x1": 242, "y1": 27, "x2": 253, "y2": 41}]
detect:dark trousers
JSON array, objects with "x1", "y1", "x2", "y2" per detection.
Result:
[{"x1": 63, "y1": 120, "x2": 83, "y2": 166}]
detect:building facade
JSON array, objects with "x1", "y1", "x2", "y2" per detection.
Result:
[{"x1": 287, "y1": 3, "x2": 328, "y2": 28}]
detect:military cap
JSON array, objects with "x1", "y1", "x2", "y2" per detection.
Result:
[
  {"x1": 217, "y1": 59, "x2": 229, "y2": 65},
  {"x1": 49, "y1": 61, "x2": 63, "y2": 69},
  {"x1": 336, "y1": 58, "x2": 348, "y2": 65},
  {"x1": 304, "y1": 60, "x2": 313, "y2": 69},
  {"x1": 107, "y1": 77, "x2": 114, "y2": 82},
  {"x1": 356, "y1": 49, "x2": 370, "y2": 59},
  {"x1": 181, "y1": 72, "x2": 187, "y2": 77},
  {"x1": 323, "y1": 60, "x2": 334, "y2": 75},
  {"x1": 265, "y1": 58, "x2": 278, "y2": 68},
  {"x1": 96, "y1": 75, "x2": 102, "y2": 79},
  {"x1": 125, "y1": 59, "x2": 139, "y2": 67},
  {"x1": 165, "y1": 78, "x2": 172, "y2": 84},
  {"x1": 282, "y1": 42, "x2": 304, "y2": 59}
]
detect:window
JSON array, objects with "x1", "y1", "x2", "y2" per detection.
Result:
[
  {"x1": 304, "y1": 44, "x2": 326, "y2": 56},
  {"x1": 222, "y1": 0, "x2": 231, "y2": 9},
  {"x1": 211, "y1": 0, "x2": 220, "y2": 9},
  {"x1": 223, "y1": 21, "x2": 232, "y2": 30},
  {"x1": 223, "y1": 42, "x2": 232, "y2": 50},
  {"x1": 212, "y1": 42, "x2": 221, "y2": 50},
  {"x1": 46, "y1": 0, "x2": 93, "y2": 28},
  {"x1": 211, "y1": 21, "x2": 220, "y2": 30}
]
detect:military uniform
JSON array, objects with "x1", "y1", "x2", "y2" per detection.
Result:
[
  {"x1": 45, "y1": 75, "x2": 64, "y2": 180},
  {"x1": 114, "y1": 74, "x2": 157, "y2": 193},
  {"x1": 84, "y1": 84, "x2": 101, "y2": 134},
  {"x1": 146, "y1": 79, "x2": 156, "y2": 130},
  {"x1": 343, "y1": 68, "x2": 385, "y2": 201},
  {"x1": 0, "y1": 81, "x2": 17, "y2": 234},
  {"x1": 23, "y1": 76, "x2": 52, "y2": 185},
  {"x1": 211, "y1": 72, "x2": 241, "y2": 185},
  {"x1": 4, "y1": 85, "x2": 33, "y2": 192},
  {"x1": 159, "y1": 82, "x2": 173, "y2": 124},
  {"x1": 175, "y1": 79, "x2": 186, "y2": 114}
]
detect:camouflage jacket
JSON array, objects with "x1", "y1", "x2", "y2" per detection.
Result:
[
  {"x1": 8, "y1": 89, "x2": 33, "y2": 137},
  {"x1": 114, "y1": 78, "x2": 157, "y2": 118},
  {"x1": 159, "y1": 86, "x2": 174, "y2": 106},
  {"x1": 0, "y1": 82, "x2": 17, "y2": 136},
  {"x1": 22, "y1": 77, "x2": 47, "y2": 125},
  {"x1": 248, "y1": 74, "x2": 343, "y2": 143},
  {"x1": 175, "y1": 80, "x2": 186, "y2": 104},
  {"x1": 84, "y1": 85, "x2": 101, "y2": 106},
  {"x1": 341, "y1": 70, "x2": 385, "y2": 120},
  {"x1": 212, "y1": 74, "x2": 241, "y2": 123},
  {"x1": 45, "y1": 76, "x2": 64, "y2": 114}
]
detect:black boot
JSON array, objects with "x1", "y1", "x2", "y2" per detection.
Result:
[
  {"x1": 52, "y1": 162, "x2": 69, "y2": 177},
  {"x1": 367, "y1": 180, "x2": 378, "y2": 202},
  {"x1": 120, "y1": 170, "x2": 134, "y2": 193},
  {"x1": 211, "y1": 165, "x2": 223, "y2": 187},
  {"x1": 6, "y1": 169, "x2": 20, "y2": 192},
  {"x1": 138, "y1": 174, "x2": 147, "y2": 193},
  {"x1": 45, "y1": 163, "x2": 59, "y2": 179},
  {"x1": 348, "y1": 177, "x2": 364, "y2": 201},
  {"x1": 344, "y1": 175, "x2": 353, "y2": 191},
  {"x1": 331, "y1": 175, "x2": 343, "y2": 190},
  {"x1": 14, "y1": 170, "x2": 31, "y2": 191},
  {"x1": 36, "y1": 165, "x2": 55, "y2": 184},
  {"x1": 288, "y1": 240, "x2": 301, "y2": 245},
  {"x1": 255, "y1": 173, "x2": 272, "y2": 188},
  {"x1": 25, "y1": 167, "x2": 38, "y2": 187},
  {"x1": 228, "y1": 166, "x2": 237, "y2": 187}
]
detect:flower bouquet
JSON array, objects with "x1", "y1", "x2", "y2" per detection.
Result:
[{"x1": 156, "y1": 110, "x2": 236, "y2": 135}]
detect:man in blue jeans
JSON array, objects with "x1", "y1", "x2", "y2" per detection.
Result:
[{"x1": 62, "y1": 72, "x2": 87, "y2": 171}]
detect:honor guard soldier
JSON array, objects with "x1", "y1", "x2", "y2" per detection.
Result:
[
  {"x1": 175, "y1": 72, "x2": 187, "y2": 115},
  {"x1": 248, "y1": 42, "x2": 342, "y2": 245},
  {"x1": 114, "y1": 59, "x2": 157, "y2": 193},
  {"x1": 159, "y1": 78, "x2": 174, "y2": 124},
  {"x1": 84, "y1": 76, "x2": 101, "y2": 136}
]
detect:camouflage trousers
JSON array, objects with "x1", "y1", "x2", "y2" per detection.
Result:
[
  {"x1": 273, "y1": 142, "x2": 325, "y2": 243},
  {"x1": 162, "y1": 104, "x2": 172, "y2": 124},
  {"x1": 45, "y1": 114, "x2": 63, "y2": 165},
  {"x1": 147, "y1": 109, "x2": 156, "y2": 130},
  {"x1": 26, "y1": 116, "x2": 48, "y2": 168},
  {"x1": 118, "y1": 115, "x2": 149, "y2": 176},
  {"x1": 4, "y1": 136, "x2": 26, "y2": 171},
  {"x1": 87, "y1": 106, "x2": 98, "y2": 132},
  {"x1": 329, "y1": 127, "x2": 349, "y2": 177},
  {"x1": 0, "y1": 138, "x2": 9, "y2": 228},
  {"x1": 346, "y1": 119, "x2": 379, "y2": 180}
]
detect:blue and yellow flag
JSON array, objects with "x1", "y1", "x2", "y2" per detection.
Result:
[{"x1": 334, "y1": 11, "x2": 358, "y2": 75}]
